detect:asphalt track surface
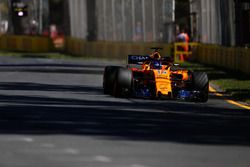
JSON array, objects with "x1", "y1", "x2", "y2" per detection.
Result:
[{"x1": 0, "y1": 56, "x2": 250, "y2": 167}]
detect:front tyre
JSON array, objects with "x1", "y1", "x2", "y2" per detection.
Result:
[{"x1": 192, "y1": 72, "x2": 209, "y2": 102}]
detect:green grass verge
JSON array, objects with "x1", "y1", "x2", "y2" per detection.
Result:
[
  {"x1": 0, "y1": 51, "x2": 75, "y2": 59},
  {"x1": 180, "y1": 61, "x2": 250, "y2": 104},
  {"x1": 0, "y1": 51, "x2": 126, "y2": 63}
]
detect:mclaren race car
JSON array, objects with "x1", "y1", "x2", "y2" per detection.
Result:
[{"x1": 103, "y1": 48, "x2": 209, "y2": 102}]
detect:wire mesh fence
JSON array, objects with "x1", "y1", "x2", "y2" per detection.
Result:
[
  {"x1": 95, "y1": 0, "x2": 175, "y2": 42},
  {"x1": 0, "y1": 0, "x2": 49, "y2": 35},
  {"x1": 190, "y1": 0, "x2": 236, "y2": 46},
  {"x1": 0, "y1": 0, "x2": 10, "y2": 34}
]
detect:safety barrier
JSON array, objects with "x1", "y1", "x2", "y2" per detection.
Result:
[
  {"x1": 65, "y1": 37, "x2": 173, "y2": 60},
  {"x1": 0, "y1": 35, "x2": 249, "y2": 75},
  {"x1": 191, "y1": 44, "x2": 250, "y2": 75},
  {"x1": 65, "y1": 38, "x2": 250, "y2": 75},
  {"x1": 0, "y1": 35, "x2": 52, "y2": 52}
]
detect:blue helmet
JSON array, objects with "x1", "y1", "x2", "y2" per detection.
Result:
[{"x1": 151, "y1": 60, "x2": 162, "y2": 69}]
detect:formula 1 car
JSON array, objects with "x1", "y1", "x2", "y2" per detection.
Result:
[{"x1": 103, "y1": 48, "x2": 209, "y2": 102}]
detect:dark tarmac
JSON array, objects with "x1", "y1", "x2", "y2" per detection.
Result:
[{"x1": 0, "y1": 56, "x2": 249, "y2": 167}]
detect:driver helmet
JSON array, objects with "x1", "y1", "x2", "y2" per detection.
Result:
[{"x1": 151, "y1": 60, "x2": 162, "y2": 69}]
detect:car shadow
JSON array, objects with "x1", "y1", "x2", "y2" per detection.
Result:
[
  {"x1": 0, "y1": 82, "x2": 103, "y2": 93},
  {"x1": 0, "y1": 84, "x2": 249, "y2": 146},
  {"x1": 0, "y1": 60, "x2": 249, "y2": 146}
]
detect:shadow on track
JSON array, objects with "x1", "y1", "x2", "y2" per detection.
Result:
[
  {"x1": 0, "y1": 63, "x2": 107, "y2": 74},
  {"x1": 0, "y1": 59, "x2": 249, "y2": 146},
  {"x1": 0, "y1": 82, "x2": 102, "y2": 93},
  {"x1": 0, "y1": 85, "x2": 249, "y2": 146}
]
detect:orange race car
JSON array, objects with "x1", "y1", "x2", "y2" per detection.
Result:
[{"x1": 103, "y1": 48, "x2": 208, "y2": 102}]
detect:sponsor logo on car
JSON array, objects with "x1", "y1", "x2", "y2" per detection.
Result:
[{"x1": 128, "y1": 55, "x2": 150, "y2": 61}]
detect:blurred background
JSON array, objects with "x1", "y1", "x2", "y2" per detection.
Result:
[{"x1": 0, "y1": 0, "x2": 249, "y2": 46}]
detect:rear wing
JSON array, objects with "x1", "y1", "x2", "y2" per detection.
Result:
[{"x1": 127, "y1": 55, "x2": 151, "y2": 65}]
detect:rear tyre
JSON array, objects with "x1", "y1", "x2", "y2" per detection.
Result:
[
  {"x1": 192, "y1": 72, "x2": 209, "y2": 102},
  {"x1": 103, "y1": 66, "x2": 121, "y2": 94},
  {"x1": 113, "y1": 68, "x2": 132, "y2": 97}
]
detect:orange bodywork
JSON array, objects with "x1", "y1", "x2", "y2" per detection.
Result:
[
  {"x1": 129, "y1": 50, "x2": 191, "y2": 98},
  {"x1": 153, "y1": 68, "x2": 172, "y2": 97},
  {"x1": 132, "y1": 61, "x2": 190, "y2": 98}
]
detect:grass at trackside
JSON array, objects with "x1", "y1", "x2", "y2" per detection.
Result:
[
  {"x1": 0, "y1": 51, "x2": 249, "y2": 104},
  {"x1": 0, "y1": 51, "x2": 126, "y2": 63},
  {"x1": 0, "y1": 51, "x2": 74, "y2": 59},
  {"x1": 180, "y1": 61, "x2": 250, "y2": 104}
]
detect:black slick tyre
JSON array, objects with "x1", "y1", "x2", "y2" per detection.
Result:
[
  {"x1": 103, "y1": 66, "x2": 121, "y2": 94},
  {"x1": 112, "y1": 68, "x2": 132, "y2": 97},
  {"x1": 192, "y1": 72, "x2": 209, "y2": 102}
]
